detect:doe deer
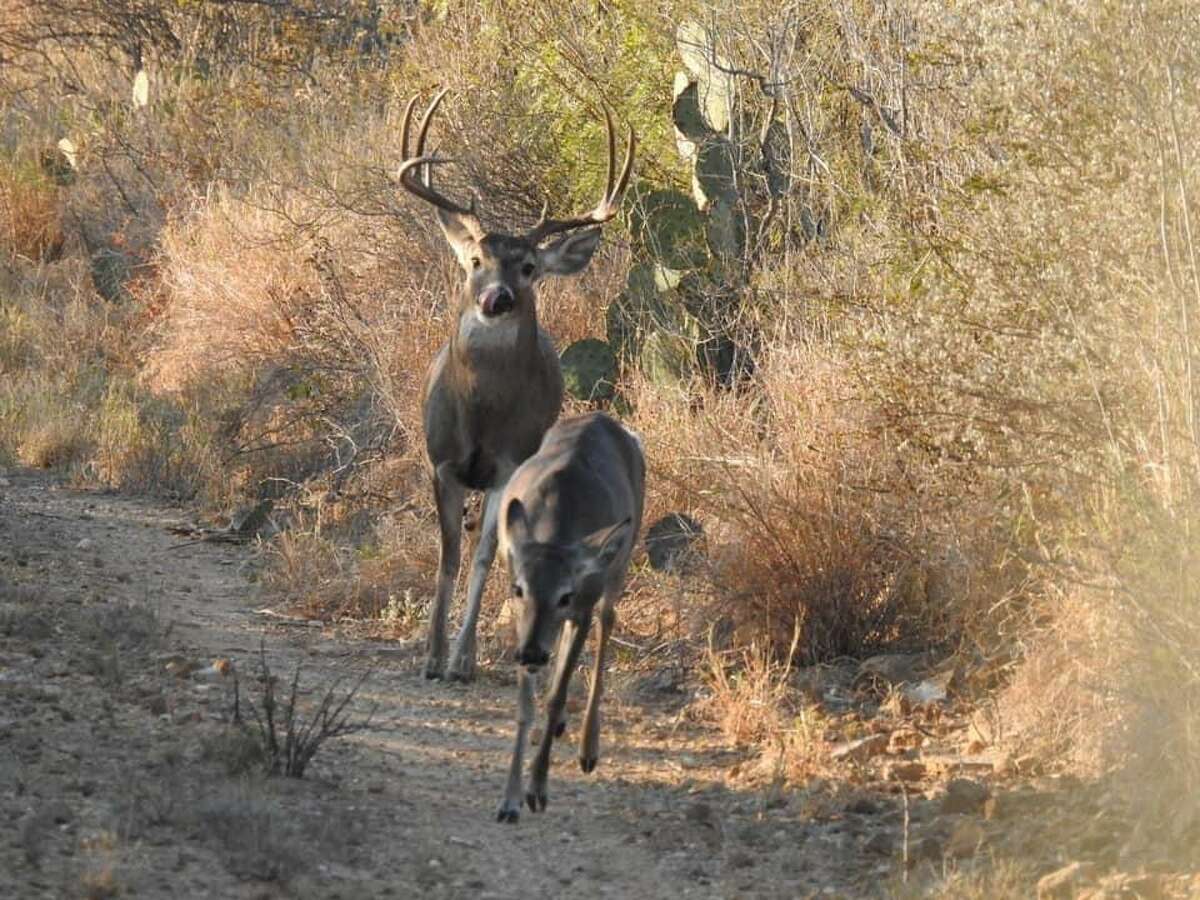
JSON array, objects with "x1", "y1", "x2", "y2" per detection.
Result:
[
  {"x1": 397, "y1": 91, "x2": 635, "y2": 682},
  {"x1": 495, "y1": 411, "x2": 645, "y2": 822}
]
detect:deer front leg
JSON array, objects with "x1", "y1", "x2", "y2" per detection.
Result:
[
  {"x1": 426, "y1": 469, "x2": 465, "y2": 680},
  {"x1": 497, "y1": 667, "x2": 535, "y2": 823},
  {"x1": 549, "y1": 624, "x2": 575, "y2": 739},
  {"x1": 580, "y1": 594, "x2": 616, "y2": 773},
  {"x1": 527, "y1": 616, "x2": 589, "y2": 813},
  {"x1": 447, "y1": 487, "x2": 500, "y2": 682}
]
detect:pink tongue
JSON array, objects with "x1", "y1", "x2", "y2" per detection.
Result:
[{"x1": 481, "y1": 294, "x2": 498, "y2": 315}]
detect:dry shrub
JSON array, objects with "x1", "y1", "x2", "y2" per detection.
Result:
[
  {"x1": 148, "y1": 191, "x2": 316, "y2": 391},
  {"x1": 629, "y1": 342, "x2": 968, "y2": 666},
  {"x1": 992, "y1": 584, "x2": 1124, "y2": 775},
  {"x1": 0, "y1": 160, "x2": 63, "y2": 262},
  {"x1": 1107, "y1": 520, "x2": 1200, "y2": 858},
  {"x1": 3, "y1": 372, "x2": 93, "y2": 470},
  {"x1": 261, "y1": 467, "x2": 436, "y2": 632}
]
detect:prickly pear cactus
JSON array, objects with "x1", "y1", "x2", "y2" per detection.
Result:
[
  {"x1": 628, "y1": 189, "x2": 708, "y2": 272},
  {"x1": 675, "y1": 22, "x2": 734, "y2": 134},
  {"x1": 672, "y1": 73, "x2": 706, "y2": 162},
  {"x1": 692, "y1": 137, "x2": 736, "y2": 211},
  {"x1": 620, "y1": 18, "x2": 788, "y2": 390},
  {"x1": 561, "y1": 338, "x2": 618, "y2": 403},
  {"x1": 607, "y1": 265, "x2": 658, "y2": 360}
]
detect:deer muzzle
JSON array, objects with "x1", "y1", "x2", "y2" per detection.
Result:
[
  {"x1": 479, "y1": 285, "x2": 515, "y2": 318},
  {"x1": 515, "y1": 642, "x2": 549, "y2": 669}
]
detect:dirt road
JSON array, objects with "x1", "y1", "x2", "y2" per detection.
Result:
[{"x1": 1, "y1": 469, "x2": 897, "y2": 899}]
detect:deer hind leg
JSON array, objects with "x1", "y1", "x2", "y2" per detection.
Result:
[
  {"x1": 580, "y1": 589, "x2": 618, "y2": 773},
  {"x1": 527, "y1": 616, "x2": 590, "y2": 813},
  {"x1": 426, "y1": 468, "x2": 465, "y2": 680},
  {"x1": 446, "y1": 487, "x2": 500, "y2": 682},
  {"x1": 497, "y1": 667, "x2": 535, "y2": 823}
]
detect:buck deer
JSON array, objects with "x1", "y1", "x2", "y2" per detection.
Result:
[
  {"x1": 495, "y1": 412, "x2": 645, "y2": 822},
  {"x1": 397, "y1": 91, "x2": 635, "y2": 682}
]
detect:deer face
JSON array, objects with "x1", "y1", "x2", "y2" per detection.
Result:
[
  {"x1": 395, "y1": 89, "x2": 634, "y2": 328},
  {"x1": 438, "y1": 221, "x2": 604, "y2": 325},
  {"x1": 502, "y1": 499, "x2": 630, "y2": 670}
]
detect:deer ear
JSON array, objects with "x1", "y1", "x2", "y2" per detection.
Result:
[
  {"x1": 435, "y1": 209, "x2": 478, "y2": 264},
  {"x1": 504, "y1": 498, "x2": 530, "y2": 544},
  {"x1": 580, "y1": 517, "x2": 632, "y2": 574},
  {"x1": 537, "y1": 227, "x2": 602, "y2": 277}
]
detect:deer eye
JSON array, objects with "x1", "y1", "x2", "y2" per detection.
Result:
[
  {"x1": 521, "y1": 262, "x2": 536, "y2": 278},
  {"x1": 470, "y1": 256, "x2": 482, "y2": 270},
  {"x1": 512, "y1": 583, "x2": 524, "y2": 598},
  {"x1": 557, "y1": 592, "x2": 573, "y2": 609}
]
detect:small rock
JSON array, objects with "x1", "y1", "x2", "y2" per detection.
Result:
[
  {"x1": 45, "y1": 801, "x2": 73, "y2": 825},
  {"x1": 1016, "y1": 753, "x2": 1044, "y2": 775},
  {"x1": 939, "y1": 777, "x2": 990, "y2": 814},
  {"x1": 644, "y1": 514, "x2": 705, "y2": 574},
  {"x1": 886, "y1": 761, "x2": 928, "y2": 783},
  {"x1": 845, "y1": 797, "x2": 880, "y2": 815},
  {"x1": 726, "y1": 850, "x2": 755, "y2": 869},
  {"x1": 856, "y1": 653, "x2": 928, "y2": 686},
  {"x1": 887, "y1": 729, "x2": 923, "y2": 753},
  {"x1": 192, "y1": 659, "x2": 232, "y2": 681},
  {"x1": 684, "y1": 801, "x2": 714, "y2": 825},
  {"x1": 902, "y1": 675, "x2": 949, "y2": 706},
  {"x1": 830, "y1": 734, "x2": 890, "y2": 763},
  {"x1": 76, "y1": 538, "x2": 93, "y2": 551},
  {"x1": 1038, "y1": 862, "x2": 1094, "y2": 899}
]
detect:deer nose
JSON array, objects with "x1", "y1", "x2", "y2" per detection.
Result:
[
  {"x1": 479, "y1": 285, "x2": 514, "y2": 317},
  {"x1": 516, "y1": 644, "x2": 549, "y2": 668}
]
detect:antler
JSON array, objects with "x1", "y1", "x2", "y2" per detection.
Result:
[
  {"x1": 523, "y1": 104, "x2": 636, "y2": 246},
  {"x1": 397, "y1": 89, "x2": 484, "y2": 237}
]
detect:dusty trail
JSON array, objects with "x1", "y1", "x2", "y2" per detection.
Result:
[{"x1": 0, "y1": 469, "x2": 888, "y2": 899}]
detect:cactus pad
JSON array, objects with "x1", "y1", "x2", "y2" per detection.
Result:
[
  {"x1": 629, "y1": 189, "x2": 708, "y2": 271},
  {"x1": 561, "y1": 338, "x2": 618, "y2": 403}
]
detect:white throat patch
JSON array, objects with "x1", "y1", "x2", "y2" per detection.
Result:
[{"x1": 459, "y1": 308, "x2": 520, "y2": 351}]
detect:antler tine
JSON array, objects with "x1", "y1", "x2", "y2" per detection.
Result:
[
  {"x1": 415, "y1": 87, "x2": 449, "y2": 158},
  {"x1": 400, "y1": 93, "x2": 419, "y2": 160},
  {"x1": 525, "y1": 104, "x2": 636, "y2": 246},
  {"x1": 601, "y1": 103, "x2": 618, "y2": 202},
  {"x1": 396, "y1": 90, "x2": 483, "y2": 229}
]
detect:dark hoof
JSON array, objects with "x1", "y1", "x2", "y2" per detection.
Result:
[
  {"x1": 423, "y1": 664, "x2": 444, "y2": 681},
  {"x1": 553, "y1": 719, "x2": 566, "y2": 738},
  {"x1": 496, "y1": 807, "x2": 520, "y2": 824},
  {"x1": 446, "y1": 668, "x2": 476, "y2": 684},
  {"x1": 580, "y1": 756, "x2": 597, "y2": 774},
  {"x1": 525, "y1": 790, "x2": 547, "y2": 813}
]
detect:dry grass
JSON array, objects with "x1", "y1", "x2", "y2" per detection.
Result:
[
  {"x1": 0, "y1": 160, "x2": 64, "y2": 262},
  {"x1": 888, "y1": 859, "x2": 1033, "y2": 900},
  {"x1": 701, "y1": 631, "x2": 800, "y2": 748}
]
